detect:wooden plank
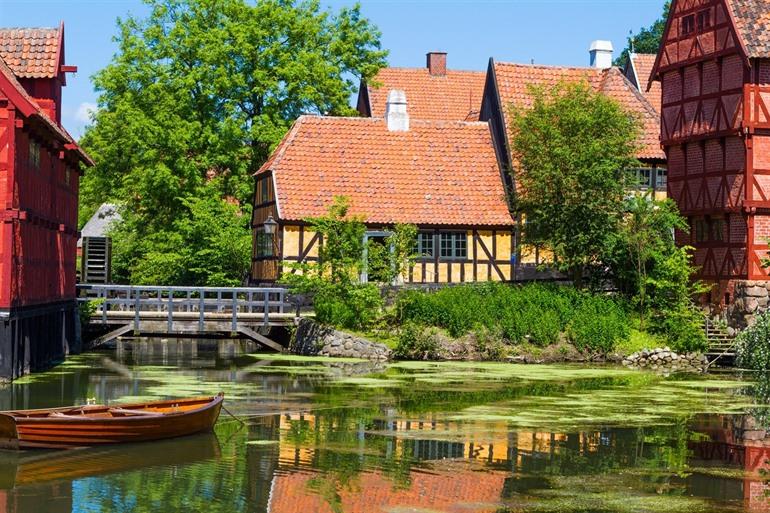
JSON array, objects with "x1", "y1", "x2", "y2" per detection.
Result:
[
  {"x1": 236, "y1": 325, "x2": 283, "y2": 352},
  {"x1": 90, "y1": 324, "x2": 133, "y2": 347}
]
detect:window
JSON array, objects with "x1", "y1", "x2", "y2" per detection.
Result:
[
  {"x1": 29, "y1": 140, "x2": 40, "y2": 170},
  {"x1": 695, "y1": 219, "x2": 708, "y2": 243},
  {"x1": 439, "y1": 232, "x2": 467, "y2": 260},
  {"x1": 627, "y1": 167, "x2": 654, "y2": 189},
  {"x1": 655, "y1": 168, "x2": 667, "y2": 190},
  {"x1": 255, "y1": 230, "x2": 274, "y2": 257},
  {"x1": 259, "y1": 177, "x2": 270, "y2": 205},
  {"x1": 712, "y1": 219, "x2": 725, "y2": 242},
  {"x1": 697, "y1": 9, "x2": 711, "y2": 31},
  {"x1": 682, "y1": 14, "x2": 695, "y2": 36},
  {"x1": 416, "y1": 232, "x2": 434, "y2": 258}
]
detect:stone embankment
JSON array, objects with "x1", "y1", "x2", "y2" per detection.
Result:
[
  {"x1": 622, "y1": 347, "x2": 708, "y2": 373},
  {"x1": 292, "y1": 319, "x2": 391, "y2": 361},
  {"x1": 730, "y1": 281, "x2": 770, "y2": 328}
]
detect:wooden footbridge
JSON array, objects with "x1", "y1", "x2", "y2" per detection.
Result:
[{"x1": 77, "y1": 284, "x2": 302, "y2": 351}]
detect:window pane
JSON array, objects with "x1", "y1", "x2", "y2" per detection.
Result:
[
  {"x1": 656, "y1": 168, "x2": 668, "y2": 189},
  {"x1": 455, "y1": 233, "x2": 467, "y2": 259},
  {"x1": 417, "y1": 232, "x2": 434, "y2": 257},
  {"x1": 440, "y1": 233, "x2": 453, "y2": 258}
]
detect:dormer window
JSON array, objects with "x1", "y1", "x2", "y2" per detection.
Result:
[
  {"x1": 682, "y1": 14, "x2": 695, "y2": 36},
  {"x1": 697, "y1": 10, "x2": 711, "y2": 31}
]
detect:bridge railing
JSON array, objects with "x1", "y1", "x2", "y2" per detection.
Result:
[{"x1": 77, "y1": 284, "x2": 292, "y2": 330}]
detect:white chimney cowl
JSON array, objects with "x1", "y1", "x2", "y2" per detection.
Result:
[
  {"x1": 386, "y1": 89, "x2": 409, "y2": 132},
  {"x1": 589, "y1": 40, "x2": 614, "y2": 69}
]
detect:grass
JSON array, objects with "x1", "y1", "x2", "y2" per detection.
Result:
[{"x1": 616, "y1": 329, "x2": 667, "y2": 356}]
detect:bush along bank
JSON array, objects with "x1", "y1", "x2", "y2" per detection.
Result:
[{"x1": 390, "y1": 283, "x2": 706, "y2": 364}]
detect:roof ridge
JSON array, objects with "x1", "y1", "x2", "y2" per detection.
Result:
[
  {"x1": 375, "y1": 66, "x2": 485, "y2": 74},
  {"x1": 494, "y1": 61, "x2": 606, "y2": 73},
  {"x1": 604, "y1": 67, "x2": 660, "y2": 119}
]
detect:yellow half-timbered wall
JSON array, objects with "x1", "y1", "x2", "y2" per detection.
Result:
[{"x1": 252, "y1": 224, "x2": 517, "y2": 284}]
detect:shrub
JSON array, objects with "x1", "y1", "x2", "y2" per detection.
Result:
[
  {"x1": 651, "y1": 305, "x2": 708, "y2": 353},
  {"x1": 736, "y1": 312, "x2": 770, "y2": 370},
  {"x1": 394, "y1": 323, "x2": 440, "y2": 360},
  {"x1": 567, "y1": 296, "x2": 630, "y2": 354},
  {"x1": 473, "y1": 327, "x2": 509, "y2": 361},
  {"x1": 314, "y1": 283, "x2": 383, "y2": 331}
]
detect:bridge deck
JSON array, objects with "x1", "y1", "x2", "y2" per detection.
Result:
[{"x1": 78, "y1": 284, "x2": 301, "y2": 351}]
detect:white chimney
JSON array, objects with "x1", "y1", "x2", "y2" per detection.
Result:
[
  {"x1": 589, "y1": 40, "x2": 614, "y2": 69},
  {"x1": 386, "y1": 89, "x2": 409, "y2": 132}
]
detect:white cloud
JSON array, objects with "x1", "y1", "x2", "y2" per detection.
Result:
[{"x1": 75, "y1": 102, "x2": 97, "y2": 124}]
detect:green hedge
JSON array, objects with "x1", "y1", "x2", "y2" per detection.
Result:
[
  {"x1": 396, "y1": 283, "x2": 630, "y2": 354},
  {"x1": 736, "y1": 312, "x2": 770, "y2": 370}
]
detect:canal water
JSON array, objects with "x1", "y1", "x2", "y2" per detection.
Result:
[{"x1": 0, "y1": 338, "x2": 769, "y2": 513}]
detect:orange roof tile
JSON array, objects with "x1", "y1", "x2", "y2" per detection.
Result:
[
  {"x1": 629, "y1": 53, "x2": 662, "y2": 113},
  {"x1": 0, "y1": 27, "x2": 60, "y2": 79},
  {"x1": 493, "y1": 61, "x2": 664, "y2": 161},
  {"x1": 0, "y1": 54, "x2": 92, "y2": 165},
  {"x1": 258, "y1": 115, "x2": 513, "y2": 226},
  {"x1": 366, "y1": 68, "x2": 486, "y2": 121},
  {"x1": 726, "y1": 0, "x2": 770, "y2": 58}
]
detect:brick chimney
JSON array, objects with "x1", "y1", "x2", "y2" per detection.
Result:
[
  {"x1": 385, "y1": 90, "x2": 409, "y2": 132},
  {"x1": 426, "y1": 52, "x2": 447, "y2": 76}
]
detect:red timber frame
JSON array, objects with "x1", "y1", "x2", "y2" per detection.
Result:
[{"x1": 651, "y1": 0, "x2": 770, "y2": 301}]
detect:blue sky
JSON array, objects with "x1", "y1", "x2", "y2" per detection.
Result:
[{"x1": 0, "y1": 0, "x2": 665, "y2": 139}]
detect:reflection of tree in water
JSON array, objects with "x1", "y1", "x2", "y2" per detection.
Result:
[
  {"x1": 745, "y1": 372, "x2": 770, "y2": 427},
  {"x1": 280, "y1": 405, "x2": 416, "y2": 513}
]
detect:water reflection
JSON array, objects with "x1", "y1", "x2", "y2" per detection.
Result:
[{"x1": 0, "y1": 339, "x2": 769, "y2": 513}]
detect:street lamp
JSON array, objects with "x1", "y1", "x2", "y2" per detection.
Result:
[{"x1": 263, "y1": 215, "x2": 278, "y2": 235}]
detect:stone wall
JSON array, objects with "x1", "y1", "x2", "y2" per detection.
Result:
[
  {"x1": 729, "y1": 280, "x2": 770, "y2": 328},
  {"x1": 622, "y1": 347, "x2": 707, "y2": 373},
  {"x1": 292, "y1": 319, "x2": 391, "y2": 361}
]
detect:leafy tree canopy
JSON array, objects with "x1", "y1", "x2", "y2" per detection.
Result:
[
  {"x1": 615, "y1": 1, "x2": 671, "y2": 67},
  {"x1": 80, "y1": 0, "x2": 387, "y2": 285},
  {"x1": 509, "y1": 80, "x2": 641, "y2": 287}
]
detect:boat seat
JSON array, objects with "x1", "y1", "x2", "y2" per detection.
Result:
[{"x1": 109, "y1": 408, "x2": 160, "y2": 416}]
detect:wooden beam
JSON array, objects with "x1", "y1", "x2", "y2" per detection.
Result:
[
  {"x1": 236, "y1": 325, "x2": 283, "y2": 352},
  {"x1": 89, "y1": 324, "x2": 133, "y2": 348}
]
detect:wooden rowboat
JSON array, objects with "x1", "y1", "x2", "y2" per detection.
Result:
[{"x1": 0, "y1": 394, "x2": 224, "y2": 450}]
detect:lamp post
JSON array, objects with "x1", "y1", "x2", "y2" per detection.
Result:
[{"x1": 263, "y1": 215, "x2": 278, "y2": 235}]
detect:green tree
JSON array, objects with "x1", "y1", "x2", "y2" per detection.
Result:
[
  {"x1": 509, "y1": 81, "x2": 641, "y2": 287},
  {"x1": 111, "y1": 183, "x2": 252, "y2": 285},
  {"x1": 615, "y1": 2, "x2": 671, "y2": 67},
  {"x1": 81, "y1": 0, "x2": 387, "y2": 284},
  {"x1": 614, "y1": 197, "x2": 687, "y2": 328},
  {"x1": 283, "y1": 197, "x2": 416, "y2": 329}
]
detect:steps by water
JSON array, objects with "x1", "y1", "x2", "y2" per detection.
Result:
[{"x1": 703, "y1": 319, "x2": 737, "y2": 367}]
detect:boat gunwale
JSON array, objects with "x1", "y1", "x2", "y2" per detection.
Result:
[{"x1": 1, "y1": 394, "x2": 223, "y2": 425}]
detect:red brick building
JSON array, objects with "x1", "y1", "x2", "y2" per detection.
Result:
[
  {"x1": 650, "y1": 0, "x2": 770, "y2": 306},
  {"x1": 0, "y1": 24, "x2": 92, "y2": 380}
]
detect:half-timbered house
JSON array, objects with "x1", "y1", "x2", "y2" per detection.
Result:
[
  {"x1": 251, "y1": 91, "x2": 515, "y2": 285},
  {"x1": 0, "y1": 24, "x2": 93, "y2": 380},
  {"x1": 649, "y1": 0, "x2": 770, "y2": 304}
]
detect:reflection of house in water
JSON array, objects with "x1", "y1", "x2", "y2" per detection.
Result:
[{"x1": 689, "y1": 414, "x2": 770, "y2": 511}]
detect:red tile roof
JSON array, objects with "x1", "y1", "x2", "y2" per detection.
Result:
[
  {"x1": 0, "y1": 27, "x2": 61, "y2": 79},
  {"x1": 628, "y1": 53, "x2": 662, "y2": 113},
  {"x1": 257, "y1": 115, "x2": 514, "y2": 226},
  {"x1": 727, "y1": 0, "x2": 770, "y2": 58},
  {"x1": 493, "y1": 62, "x2": 664, "y2": 161},
  {"x1": 0, "y1": 54, "x2": 92, "y2": 165},
  {"x1": 365, "y1": 68, "x2": 486, "y2": 121}
]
